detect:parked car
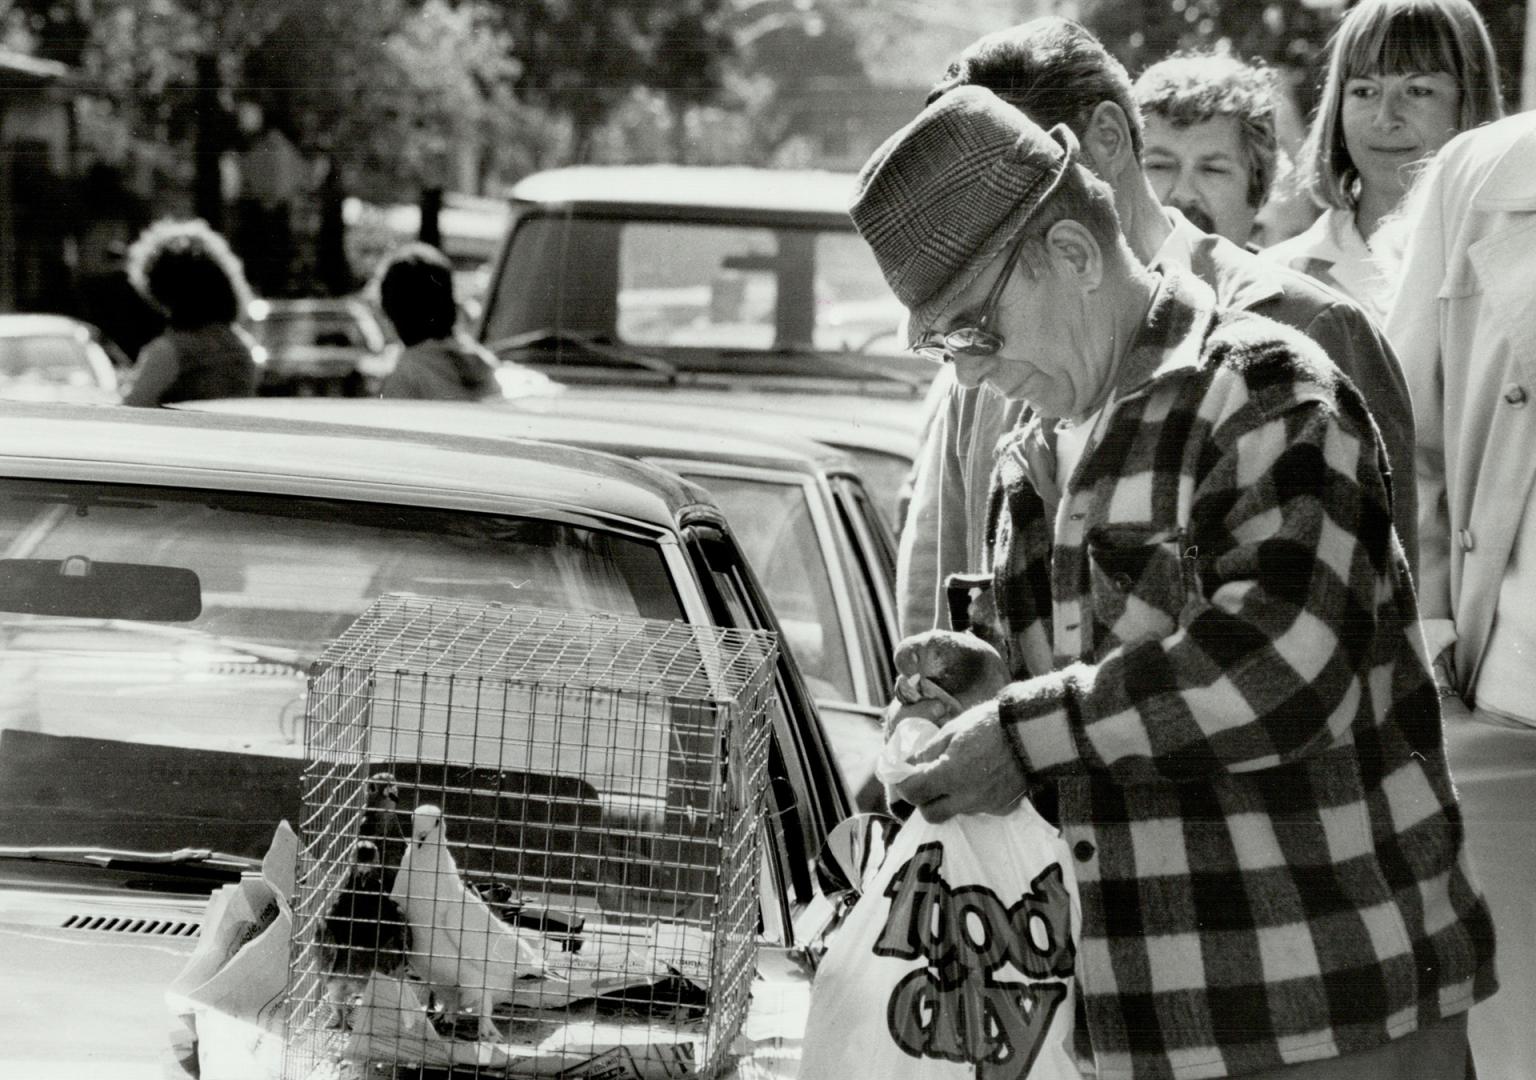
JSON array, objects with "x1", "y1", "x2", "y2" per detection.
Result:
[
  {"x1": 0, "y1": 314, "x2": 122, "y2": 405},
  {"x1": 248, "y1": 297, "x2": 388, "y2": 396},
  {"x1": 556, "y1": 385, "x2": 918, "y2": 531},
  {"x1": 185, "y1": 395, "x2": 895, "y2": 807},
  {"x1": 476, "y1": 165, "x2": 932, "y2": 521},
  {"x1": 0, "y1": 401, "x2": 851, "y2": 1076}
]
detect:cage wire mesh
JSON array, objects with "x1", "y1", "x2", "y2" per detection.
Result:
[{"x1": 282, "y1": 594, "x2": 776, "y2": 1079}]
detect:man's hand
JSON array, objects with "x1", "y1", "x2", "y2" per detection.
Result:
[
  {"x1": 893, "y1": 629, "x2": 1008, "y2": 709},
  {"x1": 890, "y1": 700, "x2": 1029, "y2": 823},
  {"x1": 881, "y1": 694, "x2": 950, "y2": 740}
]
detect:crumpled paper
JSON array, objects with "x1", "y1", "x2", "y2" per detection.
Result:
[{"x1": 164, "y1": 822, "x2": 297, "y2": 1080}]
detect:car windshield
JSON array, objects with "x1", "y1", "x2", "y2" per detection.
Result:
[
  {"x1": 0, "y1": 336, "x2": 96, "y2": 386},
  {"x1": 683, "y1": 472, "x2": 854, "y2": 703},
  {"x1": 483, "y1": 215, "x2": 907, "y2": 362},
  {"x1": 0, "y1": 478, "x2": 683, "y2": 864}
]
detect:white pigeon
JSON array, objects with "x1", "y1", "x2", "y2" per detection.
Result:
[{"x1": 389, "y1": 804, "x2": 549, "y2": 1040}]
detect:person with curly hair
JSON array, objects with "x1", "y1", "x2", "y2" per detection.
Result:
[
  {"x1": 121, "y1": 219, "x2": 259, "y2": 407},
  {"x1": 1133, "y1": 49, "x2": 1282, "y2": 247}
]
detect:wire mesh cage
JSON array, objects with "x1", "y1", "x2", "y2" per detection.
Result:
[{"x1": 281, "y1": 593, "x2": 777, "y2": 1079}]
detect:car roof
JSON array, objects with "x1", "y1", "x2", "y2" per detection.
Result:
[
  {"x1": 510, "y1": 165, "x2": 858, "y2": 221},
  {"x1": 0, "y1": 314, "x2": 93, "y2": 340},
  {"x1": 181, "y1": 397, "x2": 854, "y2": 477},
  {"x1": 0, "y1": 402, "x2": 714, "y2": 531},
  {"x1": 553, "y1": 386, "x2": 922, "y2": 460}
]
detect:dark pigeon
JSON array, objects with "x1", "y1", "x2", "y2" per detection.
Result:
[
  {"x1": 360, "y1": 771, "x2": 407, "y2": 886},
  {"x1": 318, "y1": 840, "x2": 410, "y2": 1029}
]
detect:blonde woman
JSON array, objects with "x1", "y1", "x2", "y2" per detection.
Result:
[{"x1": 1265, "y1": 0, "x2": 1502, "y2": 323}]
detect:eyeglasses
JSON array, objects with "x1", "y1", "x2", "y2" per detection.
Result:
[{"x1": 912, "y1": 229, "x2": 1031, "y2": 364}]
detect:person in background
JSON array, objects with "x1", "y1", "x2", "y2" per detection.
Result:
[
  {"x1": 121, "y1": 219, "x2": 259, "y2": 407},
  {"x1": 375, "y1": 243, "x2": 501, "y2": 401},
  {"x1": 1134, "y1": 49, "x2": 1279, "y2": 248},
  {"x1": 1264, "y1": 0, "x2": 1502, "y2": 323},
  {"x1": 1385, "y1": 109, "x2": 1536, "y2": 1080},
  {"x1": 1250, "y1": 154, "x2": 1323, "y2": 249},
  {"x1": 897, "y1": 18, "x2": 1416, "y2": 639},
  {"x1": 858, "y1": 84, "x2": 1494, "y2": 1080}
]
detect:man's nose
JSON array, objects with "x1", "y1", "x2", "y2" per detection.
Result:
[
  {"x1": 1169, "y1": 166, "x2": 1201, "y2": 206},
  {"x1": 952, "y1": 353, "x2": 992, "y2": 390}
]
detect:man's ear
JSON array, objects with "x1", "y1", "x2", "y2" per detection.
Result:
[
  {"x1": 1043, "y1": 220, "x2": 1104, "y2": 292},
  {"x1": 1080, "y1": 100, "x2": 1137, "y2": 182}
]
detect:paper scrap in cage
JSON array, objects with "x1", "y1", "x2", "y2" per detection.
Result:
[{"x1": 282, "y1": 594, "x2": 777, "y2": 1079}]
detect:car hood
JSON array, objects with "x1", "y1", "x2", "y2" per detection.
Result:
[
  {"x1": 0, "y1": 886, "x2": 203, "y2": 1078},
  {"x1": 0, "y1": 881, "x2": 813, "y2": 1079}
]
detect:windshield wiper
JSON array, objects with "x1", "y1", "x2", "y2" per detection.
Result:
[
  {"x1": 0, "y1": 845, "x2": 262, "y2": 881},
  {"x1": 485, "y1": 329, "x2": 679, "y2": 382}
]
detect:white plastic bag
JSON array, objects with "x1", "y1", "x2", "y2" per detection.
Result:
[
  {"x1": 165, "y1": 822, "x2": 298, "y2": 1080},
  {"x1": 799, "y1": 720, "x2": 1082, "y2": 1080}
]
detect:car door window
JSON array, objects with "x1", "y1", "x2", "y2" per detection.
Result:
[
  {"x1": 683, "y1": 526, "x2": 851, "y2": 910},
  {"x1": 680, "y1": 472, "x2": 857, "y2": 704}
]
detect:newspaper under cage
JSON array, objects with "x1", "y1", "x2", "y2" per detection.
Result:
[{"x1": 282, "y1": 594, "x2": 776, "y2": 1079}]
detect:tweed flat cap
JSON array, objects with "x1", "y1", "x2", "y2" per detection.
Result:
[{"x1": 849, "y1": 84, "x2": 1077, "y2": 346}]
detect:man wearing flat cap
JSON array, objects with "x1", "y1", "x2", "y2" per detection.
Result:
[
  {"x1": 853, "y1": 85, "x2": 1494, "y2": 1080},
  {"x1": 896, "y1": 18, "x2": 1416, "y2": 642}
]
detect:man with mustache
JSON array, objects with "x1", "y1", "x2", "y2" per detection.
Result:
[{"x1": 1135, "y1": 50, "x2": 1281, "y2": 247}]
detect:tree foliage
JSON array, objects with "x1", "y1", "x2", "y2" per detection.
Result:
[
  {"x1": 242, "y1": 0, "x2": 535, "y2": 201},
  {"x1": 1082, "y1": 0, "x2": 1525, "y2": 120},
  {"x1": 495, "y1": 0, "x2": 735, "y2": 162}
]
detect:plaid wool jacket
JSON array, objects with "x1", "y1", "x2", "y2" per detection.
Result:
[{"x1": 985, "y1": 272, "x2": 1496, "y2": 1079}]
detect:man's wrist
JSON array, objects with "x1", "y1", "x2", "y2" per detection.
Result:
[{"x1": 994, "y1": 696, "x2": 1032, "y2": 778}]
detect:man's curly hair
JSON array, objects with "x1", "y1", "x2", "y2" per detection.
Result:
[
  {"x1": 1133, "y1": 51, "x2": 1279, "y2": 209},
  {"x1": 126, "y1": 219, "x2": 251, "y2": 329}
]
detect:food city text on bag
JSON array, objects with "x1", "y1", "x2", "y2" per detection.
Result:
[
  {"x1": 876, "y1": 840, "x2": 1075, "y2": 1070},
  {"x1": 798, "y1": 717, "x2": 1082, "y2": 1080}
]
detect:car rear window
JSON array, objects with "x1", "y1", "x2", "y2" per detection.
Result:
[
  {"x1": 257, "y1": 310, "x2": 375, "y2": 350},
  {"x1": 0, "y1": 479, "x2": 684, "y2": 857}
]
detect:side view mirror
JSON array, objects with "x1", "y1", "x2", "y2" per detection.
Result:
[{"x1": 814, "y1": 812, "x2": 900, "y2": 907}]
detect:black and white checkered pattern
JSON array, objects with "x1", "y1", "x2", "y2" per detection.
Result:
[{"x1": 986, "y1": 273, "x2": 1496, "y2": 1079}]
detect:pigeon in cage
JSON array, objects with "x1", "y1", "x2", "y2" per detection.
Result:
[
  {"x1": 318, "y1": 839, "x2": 411, "y2": 1029},
  {"x1": 360, "y1": 771, "x2": 408, "y2": 885},
  {"x1": 390, "y1": 804, "x2": 551, "y2": 1041}
]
